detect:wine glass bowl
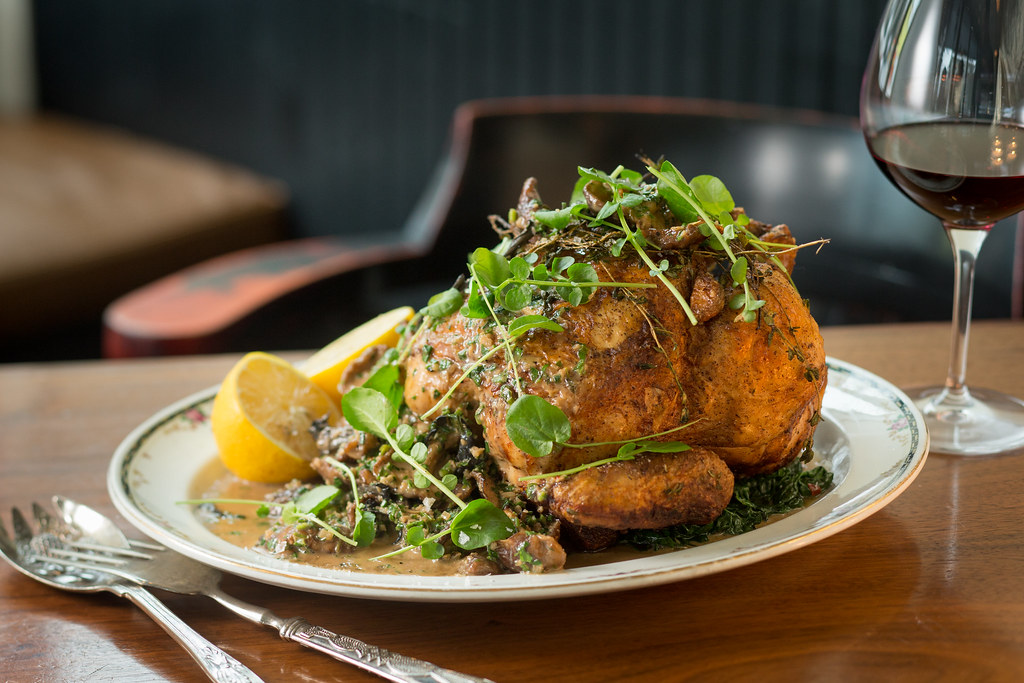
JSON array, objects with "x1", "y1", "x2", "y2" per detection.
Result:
[{"x1": 861, "y1": 0, "x2": 1024, "y2": 455}]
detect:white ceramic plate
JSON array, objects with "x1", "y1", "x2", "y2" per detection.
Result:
[{"x1": 108, "y1": 357, "x2": 928, "y2": 602}]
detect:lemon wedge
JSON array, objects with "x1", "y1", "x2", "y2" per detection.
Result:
[
  {"x1": 299, "y1": 305, "x2": 414, "y2": 403},
  {"x1": 212, "y1": 351, "x2": 341, "y2": 483}
]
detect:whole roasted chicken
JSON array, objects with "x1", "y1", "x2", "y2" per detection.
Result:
[{"x1": 403, "y1": 167, "x2": 827, "y2": 539}]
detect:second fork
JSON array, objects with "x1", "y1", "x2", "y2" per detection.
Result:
[{"x1": 40, "y1": 498, "x2": 496, "y2": 683}]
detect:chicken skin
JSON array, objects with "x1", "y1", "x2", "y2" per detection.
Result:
[{"x1": 403, "y1": 177, "x2": 826, "y2": 532}]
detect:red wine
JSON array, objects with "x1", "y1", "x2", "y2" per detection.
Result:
[{"x1": 866, "y1": 121, "x2": 1024, "y2": 227}]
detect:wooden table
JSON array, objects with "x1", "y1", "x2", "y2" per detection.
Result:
[{"x1": 2, "y1": 321, "x2": 1023, "y2": 682}]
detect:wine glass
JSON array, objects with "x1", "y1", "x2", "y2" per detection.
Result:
[{"x1": 861, "y1": 0, "x2": 1024, "y2": 456}]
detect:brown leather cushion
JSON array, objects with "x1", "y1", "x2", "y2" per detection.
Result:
[{"x1": 0, "y1": 114, "x2": 288, "y2": 337}]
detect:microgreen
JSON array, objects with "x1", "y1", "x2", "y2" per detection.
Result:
[
  {"x1": 516, "y1": 420, "x2": 695, "y2": 480},
  {"x1": 467, "y1": 243, "x2": 653, "y2": 315},
  {"x1": 291, "y1": 485, "x2": 338, "y2": 516},
  {"x1": 558, "y1": 421, "x2": 697, "y2": 450},
  {"x1": 505, "y1": 394, "x2": 572, "y2": 457},
  {"x1": 341, "y1": 386, "x2": 398, "y2": 440},
  {"x1": 611, "y1": 203, "x2": 698, "y2": 326},
  {"x1": 506, "y1": 314, "x2": 564, "y2": 338},
  {"x1": 351, "y1": 508, "x2": 376, "y2": 546},
  {"x1": 644, "y1": 162, "x2": 770, "y2": 322},
  {"x1": 420, "y1": 287, "x2": 463, "y2": 319},
  {"x1": 471, "y1": 265, "x2": 526, "y2": 396},
  {"x1": 469, "y1": 247, "x2": 512, "y2": 288},
  {"x1": 323, "y1": 456, "x2": 376, "y2": 547},
  {"x1": 342, "y1": 387, "x2": 466, "y2": 508},
  {"x1": 398, "y1": 524, "x2": 445, "y2": 560},
  {"x1": 342, "y1": 386, "x2": 516, "y2": 557},
  {"x1": 533, "y1": 205, "x2": 575, "y2": 231},
  {"x1": 654, "y1": 161, "x2": 700, "y2": 223},
  {"x1": 689, "y1": 174, "x2": 736, "y2": 216},
  {"x1": 419, "y1": 283, "x2": 565, "y2": 421},
  {"x1": 270, "y1": 485, "x2": 360, "y2": 547},
  {"x1": 372, "y1": 499, "x2": 517, "y2": 561},
  {"x1": 461, "y1": 278, "x2": 493, "y2": 319},
  {"x1": 361, "y1": 352, "x2": 403, "y2": 411},
  {"x1": 563, "y1": 164, "x2": 702, "y2": 325},
  {"x1": 615, "y1": 440, "x2": 691, "y2": 458},
  {"x1": 518, "y1": 452, "x2": 637, "y2": 482},
  {"x1": 180, "y1": 485, "x2": 363, "y2": 548},
  {"x1": 449, "y1": 499, "x2": 517, "y2": 549}
]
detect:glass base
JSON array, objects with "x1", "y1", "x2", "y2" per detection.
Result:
[{"x1": 911, "y1": 385, "x2": 1024, "y2": 456}]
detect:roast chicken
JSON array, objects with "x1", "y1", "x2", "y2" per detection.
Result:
[{"x1": 403, "y1": 175, "x2": 827, "y2": 536}]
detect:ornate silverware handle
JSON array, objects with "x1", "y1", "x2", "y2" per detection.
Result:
[
  {"x1": 279, "y1": 617, "x2": 496, "y2": 683},
  {"x1": 118, "y1": 582, "x2": 265, "y2": 683}
]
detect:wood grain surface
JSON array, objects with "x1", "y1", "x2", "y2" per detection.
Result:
[{"x1": 2, "y1": 321, "x2": 1023, "y2": 682}]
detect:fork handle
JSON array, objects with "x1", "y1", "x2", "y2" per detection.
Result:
[
  {"x1": 116, "y1": 583, "x2": 265, "y2": 683},
  {"x1": 278, "y1": 617, "x2": 495, "y2": 683}
]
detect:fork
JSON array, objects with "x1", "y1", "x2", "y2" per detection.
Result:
[
  {"x1": 0, "y1": 504, "x2": 265, "y2": 683},
  {"x1": 38, "y1": 498, "x2": 496, "y2": 683}
]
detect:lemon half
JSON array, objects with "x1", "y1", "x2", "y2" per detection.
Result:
[
  {"x1": 299, "y1": 305, "x2": 414, "y2": 403},
  {"x1": 212, "y1": 351, "x2": 340, "y2": 483}
]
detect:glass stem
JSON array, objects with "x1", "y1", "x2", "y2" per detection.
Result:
[{"x1": 941, "y1": 223, "x2": 991, "y2": 401}]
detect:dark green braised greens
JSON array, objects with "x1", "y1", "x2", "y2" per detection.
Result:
[{"x1": 199, "y1": 161, "x2": 832, "y2": 575}]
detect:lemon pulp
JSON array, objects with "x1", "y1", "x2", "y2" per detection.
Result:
[{"x1": 212, "y1": 351, "x2": 340, "y2": 483}]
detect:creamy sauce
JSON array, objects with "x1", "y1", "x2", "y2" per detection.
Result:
[
  {"x1": 190, "y1": 457, "x2": 473, "y2": 576},
  {"x1": 189, "y1": 456, "x2": 662, "y2": 576}
]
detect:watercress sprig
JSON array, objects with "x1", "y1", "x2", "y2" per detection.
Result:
[
  {"x1": 645, "y1": 162, "x2": 770, "y2": 323},
  {"x1": 342, "y1": 387, "x2": 517, "y2": 556},
  {"x1": 372, "y1": 498, "x2": 516, "y2": 561},
  {"x1": 565, "y1": 166, "x2": 699, "y2": 325},
  {"x1": 517, "y1": 441, "x2": 693, "y2": 483},
  {"x1": 277, "y1": 484, "x2": 358, "y2": 546},
  {"x1": 178, "y1": 485, "x2": 361, "y2": 547},
  {"x1": 471, "y1": 264, "x2": 525, "y2": 396},
  {"x1": 418, "y1": 290, "x2": 565, "y2": 420},
  {"x1": 512, "y1": 417, "x2": 696, "y2": 481},
  {"x1": 322, "y1": 456, "x2": 376, "y2": 546},
  {"x1": 465, "y1": 246, "x2": 654, "y2": 315},
  {"x1": 343, "y1": 387, "x2": 466, "y2": 509},
  {"x1": 614, "y1": 203, "x2": 698, "y2": 325},
  {"x1": 504, "y1": 394, "x2": 692, "y2": 462}
]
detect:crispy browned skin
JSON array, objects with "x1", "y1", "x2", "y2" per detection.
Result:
[
  {"x1": 406, "y1": 260, "x2": 825, "y2": 474},
  {"x1": 546, "y1": 449, "x2": 734, "y2": 530},
  {"x1": 403, "y1": 180, "x2": 826, "y2": 532}
]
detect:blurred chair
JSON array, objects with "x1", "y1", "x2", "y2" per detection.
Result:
[
  {"x1": 102, "y1": 96, "x2": 1024, "y2": 358},
  {"x1": 0, "y1": 114, "x2": 288, "y2": 361}
]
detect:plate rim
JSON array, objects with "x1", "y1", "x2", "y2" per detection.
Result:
[{"x1": 107, "y1": 356, "x2": 929, "y2": 602}]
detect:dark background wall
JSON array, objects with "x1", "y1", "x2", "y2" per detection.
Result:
[{"x1": 33, "y1": 0, "x2": 890, "y2": 242}]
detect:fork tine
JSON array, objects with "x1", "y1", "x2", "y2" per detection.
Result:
[
  {"x1": 25, "y1": 550, "x2": 141, "y2": 586},
  {"x1": 11, "y1": 507, "x2": 33, "y2": 544},
  {"x1": 51, "y1": 496, "x2": 165, "y2": 552},
  {"x1": 40, "y1": 545, "x2": 128, "y2": 566},
  {"x1": 0, "y1": 517, "x2": 15, "y2": 555},
  {"x1": 32, "y1": 501, "x2": 61, "y2": 537},
  {"x1": 127, "y1": 538, "x2": 166, "y2": 552},
  {"x1": 63, "y1": 540, "x2": 155, "y2": 560}
]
